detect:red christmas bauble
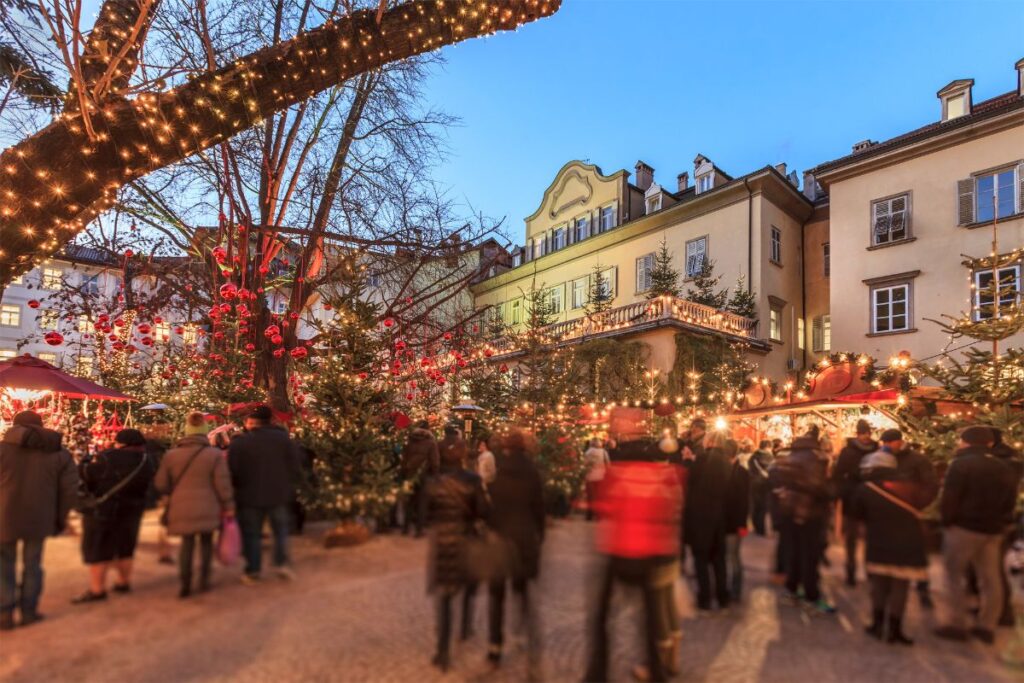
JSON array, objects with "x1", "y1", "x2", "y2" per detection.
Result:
[
  {"x1": 290, "y1": 347, "x2": 308, "y2": 359},
  {"x1": 383, "y1": 318, "x2": 395, "y2": 328},
  {"x1": 271, "y1": 334, "x2": 284, "y2": 345},
  {"x1": 244, "y1": 343, "x2": 256, "y2": 352},
  {"x1": 44, "y1": 331, "x2": 63, "y2": 346},
  {"x1": 174, "y1": 326, "x2": 184, "y2": 335},
  {"x1": 153, "y1": 316, "x2": 162, "y2": 324},
  {"x1": 140, "y1": 337, "x2": 154, "y2": 347},
  {"x1": 273, "y1": 348, "x2": 285, "y2": 358},
  {"x1": 264, "y1": 325, "x2": 280, "y2": 338},
  {"x1": 136, "y1": 323, "x2": 151, "y2": 334},
  {"x1": 27, "y1": 299, "x2": 40, "y2": 309},
  {"x1": 219, "y1": 283, "x2": 238, "y2": 300}
]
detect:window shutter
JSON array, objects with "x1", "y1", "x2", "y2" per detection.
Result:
[
  {"x1": 957, "y1": 178, "x2": 975, "y2": 225},
  {"x1": 812, "y1": 317, "x2": 823, "y2": 352},
  {"x1": 1017, "y1": 162, "x2": 1024, "y2": 214},
  {"x1": 636, "y1": 257, "x2": 645, "y2": 292},
  {"x1": 873, "y1": 201, "x2": 890, "y2": 238}
]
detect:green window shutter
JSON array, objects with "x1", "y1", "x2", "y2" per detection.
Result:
[{"x1": 1017, "y1": 162, "x2": 1024, "y2": 214}]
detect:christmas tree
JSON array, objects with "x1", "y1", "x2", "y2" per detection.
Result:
[
  {"x1": 647, "y1": 238, "x2": 681, "y2": 299},
  {"x1": 585, "y1": 265, "x2": 615, "y2": 320},
  {"x1": 686, "y1": 258, "x2": 728, "y2": 310},
  {"x1": 726, "y1": 274, "x2": 758, "y2": 319}
]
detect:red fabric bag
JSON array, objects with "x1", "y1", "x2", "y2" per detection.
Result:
[{"x1": 217, "y1": 517, "x2": 241, "y2": 566}]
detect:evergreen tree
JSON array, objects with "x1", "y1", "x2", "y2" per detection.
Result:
[
  {"x1": 686, "y1": 258, "x2": 728, "y2": 309},
  {"x1": 585, "y1": 265, "x2": 615, "y2": 318},
  {"x1": 726, "y1": 274, "x2": 758, "y2": 318},
  {"x1": 514, "y1": 284, "x2": 578, "y2": 409},
  {"x1": 647, "y1": 238, "x2": 681, "y2": 299}
]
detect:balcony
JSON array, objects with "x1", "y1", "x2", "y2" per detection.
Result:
[{"x1": 488, "y1": 295, "x2": 768, "y2": 358}]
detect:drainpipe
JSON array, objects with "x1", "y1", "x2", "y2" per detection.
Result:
[
  {"x1": 743, "y1": 178, "x2": 753, "y2": 294},
  {"x1": 800, "y1": 208, "x2": 809, "y2": 373}
]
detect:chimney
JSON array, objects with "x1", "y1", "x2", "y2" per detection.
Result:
[
  {"x1": 802, "y1": 171, "x2": 820, "y2": 201},
  {"x1": 635, "y1": 161, "x2": 654, "y2": 192},
  {"x1": 1017, "y1": 57, "x2": 1024, "y2": 96},
  {"x1": 676, "y1": 172, "x2": 689, "y2": 192},
  {"x1": 787, "y1": 170, "x2": 799, "y2": 188},
  {"x1": 851, "y1": 139, "x2": 877, "y2": 154},
  {"x1": 774, "y1": 163, "x2": 787, "y2": 176}
]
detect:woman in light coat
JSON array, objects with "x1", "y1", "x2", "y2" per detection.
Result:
[{"x1": 155, "y1": 412, "x2": 234, "y2": 598}]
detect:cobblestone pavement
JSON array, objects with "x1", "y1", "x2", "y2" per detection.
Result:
[{"x1": 0, "y1": 514, "x2": 1018, "y2": 682}]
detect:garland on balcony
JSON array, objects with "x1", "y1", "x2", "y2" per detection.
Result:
[{"x1": 795, "y1": 351, "x2": 910, "y2": 399}]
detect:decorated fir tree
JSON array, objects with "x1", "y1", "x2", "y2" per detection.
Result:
[
  {"x1": 647, "y1": 238, "x2": 682, "y2": 299},
  {"x1": 726, "y1": 274, "x2": 758, "y2": 319},
  {"x1": 585, "y1": 265, "x2": 615, "y2": 319},
  {"x1": 685, "y1": 258, "x2": 728, "y2": 310}
]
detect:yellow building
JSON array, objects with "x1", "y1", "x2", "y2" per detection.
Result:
[
  {"x1": 809, "y1": 60, "x2": 1024, "y2": 364},
  {"x1": 471, "y1": 156, "x2": 815, "y2": 382}
]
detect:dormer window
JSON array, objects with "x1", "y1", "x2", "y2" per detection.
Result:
[
  {"x1": 646, "y1": 196, "x2": 661, "y2": 214},
  {"x1": 938, "y1": 79, "x2": 973, "y2": 121},
  {"x1": 696, "y1": 174, "x2": 713, "y2": 193}
]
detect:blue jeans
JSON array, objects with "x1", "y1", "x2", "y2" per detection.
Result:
[
  {"x1": 237, "y1": 505, "x2": 290, "y2": 576},
  {"x1": 0, "y1": 539, "x2": 45, "y2": 618}
]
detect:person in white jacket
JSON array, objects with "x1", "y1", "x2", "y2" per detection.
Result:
[
  {"x1": 584, "y1": 438, "x2": 611, "y2": 521},
  {"x1": 476, "y1": 439, "x2": 496, "y2": 486}
]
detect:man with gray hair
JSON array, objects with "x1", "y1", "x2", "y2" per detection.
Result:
[{"x1": 934, "y1": 426, "x2": 1018, "y2": 644}]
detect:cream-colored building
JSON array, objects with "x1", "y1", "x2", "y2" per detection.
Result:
[
  {"x1": 810, "y1": 60, "x2": 1024, "y2": 364},
  {"x1": 472, "y1": 156, "x2": 816, "y2": 381}
]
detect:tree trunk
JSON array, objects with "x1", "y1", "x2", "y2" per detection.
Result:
[{"x1": 0, "y1": 0, "x2": 561, "y2": 285}]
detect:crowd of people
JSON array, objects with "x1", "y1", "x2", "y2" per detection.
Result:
[
  {"x1": 0, "y1": 404, "x2": 1021, "y2": 682},
  {"x1": 0, "y1": 404, "x2": 305, "y2": 629}
]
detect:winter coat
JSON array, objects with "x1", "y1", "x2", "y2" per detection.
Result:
[
  {"x1": 683, "y1": 445, "x2": 732, "y2": 550},
  {"x1": 80, "y1": 445, "x2": 156, "y2": 519},
  {"x1": 0, "y1": 425, "x2": 79, "y2": 542},
  {"x1": 438, "y1": 434, "x2": 468, "y2": 469},
  {"x1": 851, "y1": 469, "x2": 928, "y2": 579},
  {"x1": 748, "y1": 448, "x2": 773, "y2": 485},
  {"x1": 832, "y1": 437, "x2": 877, "y2": 509},
  {"x1": 227, "y1": 425, "x2": 301, "y2": 509},
  {"x1": 401, "y1": 428, "x2": 439, "y2": 479},
  {"x1": 940, "y1": 446, "x2": 1018, "y2": 534},
  {"x1": 894, "y1": 447, "x2": 939, "y2": 508},
  {"x1": 725, "y1": 460, "x2": 751, "y2": 533},
  {"x1": 424, "y1": 468, "x2": 488, "y2": 592},
  {"x1": 597, "y1": 440, "x2": 682, "y2": 559},
  {"x1": 155, "y1": 435, "x2": 235, "y2": 535},
  {"x1": 770, "y1": 436, "x2": 832, "y2": 524},
  {"x1": 486, "y1": 451, "x2": 545, "y2": 580}
]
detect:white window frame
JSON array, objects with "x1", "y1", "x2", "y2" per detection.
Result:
[
  {"x1": 599, "y1": 206, "x2": 616, "y2": 232},
  {"x1": 553, "y1": 227, "x2": 567, "y2": 251},
  {"x1": 769, "y1": 304, "x2": 783, "y2": 342},
  {"x1": 571, "y1": 278, "x2": 588, "y2": 310},
  {"x1": 547, "y1": 286, "x2": 564, "y2": 314},
  {"x1": 41, "y1": 267, "x2": 62, "y2": 290},
  {"x1": 872, "y1": 194, "x2": 910, "y2": 245},
  {"x1": 81, "y1": 273, "x2": 100, "y2": 296},
  {"x1": 975, "y1": 167, "x2": 1018, "y2": 223},
  {"x1": 797, "y1": 318, "x2": 805, "y2": 350},
  {"x1": 871, "y1": 283, "x2": 911, "y2": 334},
  {"x1": 154, "y1": 321, "x2": 171, "y2": 339},
  {"x1": 685, "y1": 236, "x2": 707, "y2": 278},
  {"x1": 769, "y1": 227, "x2": 782, "y2": 264},
  {"x1": 973, "y1": 263, "x2": 1021, "y2": 321},
  {"x1": 0, "y1": 304, "x2": 21, "y2": 328},
  {"x1": 636, "y1": 254, "x2": 655, "y2": 293},
  {"x1": 646, "y1": 196, "x2": 661, "y2": 215},
  {"x1": 823, "y1": 315, "x2": 831, "y2": 351},
  {"x1": 510, "y1": 299, "x2": 522, "y2": 325},
  {"x1": 511, "y1": 251, "x2": 523, "y2": 268},
  {"x1": 533, "y1": 236, "x2": 546, "y2": 259},
  {"x1": 574, "y1": 216, "x2": 590, "y2": 242},
  {"x1": 696, "y1": 174, "x2": 713, "y2": 193}
]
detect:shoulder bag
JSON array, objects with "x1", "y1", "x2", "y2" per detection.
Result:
[{"x1": 77, "y1": 452, "x2": 149, "y2": 514}]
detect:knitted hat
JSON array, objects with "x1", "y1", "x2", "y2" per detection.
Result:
[
  {"x1": 183, "y1": 411, "x2": 211, "y2": 436},
  {"x1": 960, "y1": 425, "x2": 995, "y2": 446},
  {"x1": 860, "y1": 449, "x2": 897, "y2": 471}
]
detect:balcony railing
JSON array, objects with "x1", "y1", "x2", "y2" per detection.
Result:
[{"x1": 488, "y1": 295, "x2": 763, "y2": 357}]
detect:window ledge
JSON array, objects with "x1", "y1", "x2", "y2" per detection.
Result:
[
  {"x1": 962, "y1": 212, "x2": 1024, "y2": 230},
  {"x1": 866, "y1": 328, "x2": 918, "y2": 338},
  {"x1": 769, "y1": 260, "x2": 783, "y2": 268},
  {"x1": 867, "y1": 237, "x2": 917, "y2": 251},
  {"x1": 768, "y1": 338, "x2": 784, "y2": 345}
]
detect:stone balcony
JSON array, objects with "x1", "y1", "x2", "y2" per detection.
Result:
[{"x1": 488, "y1": 295, "x2": 769, "y2": 359}]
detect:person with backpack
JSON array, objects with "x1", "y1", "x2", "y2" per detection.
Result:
[
  {"x1": 0, "y1": 411, "x2": 79, "y2": 629},
  {"x1": 155, "y1": 412, "x2": 235, "y2": 598},
  {"x1": 73, "y1": 429, "x2": 157, "y2": 604},
  {"x1": 773, "y1": 427, "x2": 835, "y2": 614},
  {"x1": 832, "y1": 419, "x2": 877, "y2": 586},
  {"x1": 851, "y1": 449, "x2": 929, "y2": 645}
]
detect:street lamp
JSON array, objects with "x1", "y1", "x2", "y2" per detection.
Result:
[{"x1": 452, "y1": 402, "x2": 484, "y2": 437}]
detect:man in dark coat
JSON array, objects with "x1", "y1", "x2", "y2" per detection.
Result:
[
  {"x1": 683, "y1": 433, "x2": 732, "y2": 611},
  {"x1": 401, "y1": 421, "x2": 439, "y2": 537},
  {"x1": 934, "y1": 426, "x2": 1018, "y2": 644},
  {"x1": 485, "y1": 430, "x2": 545, "y2": 671},
  {"x1": 725, "y1": 443, "x2": 750, "y2": 601},
  {"x1": 438, "y1": 425, "x2": 468, "y2": 470},
  {"x1": 773, "y1": 430, "x2": 835, "y2": 613},
  {"x1": 991, "y1": 429, "x2": 1022, "y2": 626},
  {"x1": 228, "y1": 405, "x2": 302, "y2": 583},
  {"x1": 748, "y1": 440, "x2": 774, "y2": 536},
  {"x1": 0, "y1": 412, "x2": 78, "y2": 629},
  {"x1": 831, "y1": 419, "x2": 877, "y2": 585}
]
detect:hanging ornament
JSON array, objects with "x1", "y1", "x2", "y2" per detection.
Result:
[
  {"x1": 136, "y1": 323, "x2": 151, "y2": 334},
  {"x1": 264, "y1": 324, "x2": 281, "y2": 338},
  {"x1": 44, "y1": 331, "x2": 63, "y2": 346},
  {"x1": 174, "y1": 326, "x2": 184, "y2": 335},
  {"x1": 27, "y1": 299, "x2": 40, "y2": 309},
  {"x1": 383, "y1": 318, "x2": 395, "y2": 328},
  {"x1": 271, "y1": 334, "x2": 284, "y2": 345},
  {"x1": 140, "y1": 336, "x2": 154, "y2": 347},
  {"x1": 244, "y1": 343, "x2": 256, "y2": 352},
  {"x1": 290, "y1": 347, "x2": 308, "y2": 360},
  {"x1": 219, "y1": 283, "x2": 238, "y2": 300}
]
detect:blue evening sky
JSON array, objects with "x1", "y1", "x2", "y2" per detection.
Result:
[{"x1": 421, "y1": 0, "x2": 1024, "y2": 245}]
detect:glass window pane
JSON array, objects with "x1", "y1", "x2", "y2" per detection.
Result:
[
  {"x1": 892, "y1": 301, "x2": 906, "y2": 316},
  {"x1": 893, "y1": 314, "x2": 907, "y2": 330},
  {"x1": 976, "y1": 174, "x2": 995, "y2": 222},
  {"x1": 892, "y1": 287, "x2": 906, "y2": 302},
  {"x1": 876, "y1": 317, "x2": 890, "y2": 332}
]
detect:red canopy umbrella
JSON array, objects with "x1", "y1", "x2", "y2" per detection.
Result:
[{"x1": 0, "y1": 354, "x2": 132, "y2": 401}]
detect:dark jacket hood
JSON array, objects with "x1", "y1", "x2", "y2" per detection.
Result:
[
  {"x1": 790, "y1": 436, "x2": 820, "y2": 451},
  {"x1": 408, "y1": 428, "x2": 434, "y2": 442},
  {"x1": 2, "y1": 424, "x2": 63, "y2": 452},
  {"x1": 846, "y1": 437, "x2": 878, "y2": 452}
]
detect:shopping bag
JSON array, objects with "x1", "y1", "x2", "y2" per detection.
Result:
[{"x1": 217, "y1": 517, "x2": 241, "y2": 566}]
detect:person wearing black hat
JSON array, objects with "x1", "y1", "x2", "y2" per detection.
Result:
[
  {"x1": 934, "y1": 426, "x2": 1018, "y2": 644},
  {"x1": 832, "y1": 419, "x2": 877, "y2": 586},
  {"x1": 229, "y1": 405, "x2": 303, "y2": 584},
  {"x1": 73, "y1": 428, "x2": 156, "y2": 604},
  {"x1": 0, "y1": 411, "x2": 78, "y2": 628}
]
